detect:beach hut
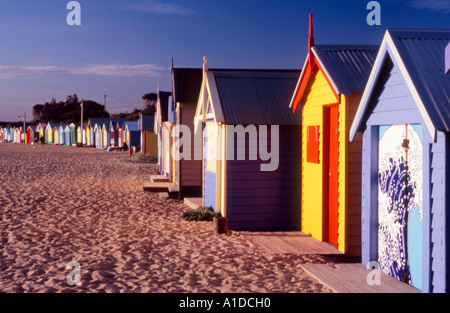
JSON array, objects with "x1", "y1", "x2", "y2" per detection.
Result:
[
  {"x1": 94, "y1": 123, "x2": 102, "y2": 149},
  {"x1": 102, "y1": 123, "x2": 109, "y2": 149},
  {"x1": 194, "y1": 60, "x2": 302, "y2": 230},
  {"x1": 58, "y1": 125, "x2": 65, "y2": 145},
  {"x1": 8, "y1": 126, "x2": 13, "y2": 142},
  {"x1": 170, "y1": 67, "x2": 203, "y2": 197},
  {"x1": 156, "y1": 90, "x2": 173, "y2": 177},
  {"x1": 289, "y1": 16, "x2": 378, "y2": 256},
  {"x1": 64, "y1": 125, "x2": 71, "y2": 146},
  {"x1": 124, "y1": 121, "x2": 140, "y2": 149},
  {"x1": 53, "y1": 126, "x2": 59, "y2": 145},
  {"x1": 26, "y1": 126, "x2": 34, "y2": 144},
  {"x1": 69, "y1": 123, "x2": 76, "y2": 146},
  {"x1": 82, "y1": 123, "x2": 87, "y2": 146},
  {"x1": 77, "y1": 125, "x2": 82, "y2": 146},
  {"x1": 138, "y1": 113, "x2": 158, "y2": 156},
  {"x1": 46, "y1": 123, "x2": 53, "y2": 144},
  {"x1": 15, "y1": 127, "x2": 22, "y2": 143},
  {"x1": 86, "y1": 121, "x2": 92, "y2": 147},
  {"x1": 349, "y1": 29, "x2": 450, "y2": 292}
]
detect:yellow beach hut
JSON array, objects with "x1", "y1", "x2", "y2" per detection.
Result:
[{"x1": 289, "y1": 15, "x2": 378, "y2": 255}]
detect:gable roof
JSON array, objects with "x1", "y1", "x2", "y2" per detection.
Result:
[
  {"x1": 350, "y1": 29, "x2": 450, "y2": 141},
  {"x1": 198, "y1": 68, "x2": 302, "y2": 126},
  {"x1": 290, "y1": 45, "x2": 378, "y2": 112},
  {"x1": 313, "y1": 45, "x2": 379, "y2": 95}
]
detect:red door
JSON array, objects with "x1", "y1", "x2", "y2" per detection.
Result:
[{"x1": 326, "y1": 105, "x2": 339, "y2": 247}]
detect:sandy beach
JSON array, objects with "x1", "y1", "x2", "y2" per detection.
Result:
[{"x1": 0, "y1": 143, "x2": 332, "y2": 293}]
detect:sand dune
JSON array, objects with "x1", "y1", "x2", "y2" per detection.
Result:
[{"x1": 0, "y1": 143, "x2": 331, "y2": 293}]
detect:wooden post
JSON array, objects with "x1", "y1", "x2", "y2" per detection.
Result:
[{"x1": 213, "y1": 217, "x2": 228, "y2": 234}]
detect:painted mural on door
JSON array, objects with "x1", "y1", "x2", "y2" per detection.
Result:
[{"x1": 378, "y1": 124, "x2": 423, "y2": 290}]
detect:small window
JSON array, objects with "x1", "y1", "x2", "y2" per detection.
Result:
[{"x1": 307, "y1": 126, "x2": 320, "y2": 164}]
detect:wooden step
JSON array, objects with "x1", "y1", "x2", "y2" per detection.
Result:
[
  {"x1": 150, "y1": 175, "x2": 170, "y2": 183},
  {"x1": 143, "y1": 181, "x2": 174, "y2": 192}
]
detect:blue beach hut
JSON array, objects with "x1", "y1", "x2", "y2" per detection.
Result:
[{"x1": 350, "y1": 29, "x2": 450, "y2": 292}]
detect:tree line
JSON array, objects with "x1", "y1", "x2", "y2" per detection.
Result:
[{"x1": 32, "y1": 92, "x2": 158, "y2": 124}]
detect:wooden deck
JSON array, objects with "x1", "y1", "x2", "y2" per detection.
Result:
[
  {"x1": 242, "y1": 231, "x2": 420, "y2": 293},
  {"x1": 243, "y1": 231, "x2": 343, "y2": 255},
  {"x1": 300, "y1": 263, "x2": 421, "y2": 293}
]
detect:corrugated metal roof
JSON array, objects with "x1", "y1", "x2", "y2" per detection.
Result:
[
  {"x1": 172, "y1": 68, "x2": 202, "y2": 105},
  {"x1": 313, "y1": 45, "x2": 379, "y2": 95},
  {"x1": 124, "y1": 121, "x2": 139, "y2": 131},
  {"x1": 138, "y1": 114, "x2": 154, "y2": 131},
  {"x1": 212, "y1": 69, "x2": 302, "y2": 125},
  {"x1": 389, "y1": 29, "x2": 450, "y2": 132}
]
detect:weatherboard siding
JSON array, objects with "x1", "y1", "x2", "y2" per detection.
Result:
[
  {"x1": 430, "y1": 131, "x2": 447, "y2": 293},
  {"x1": 180, "y1": 103, "x2": 202, "y2": 188},
  {"x1": 225, "y1": 126, "x2": 301, "y2": 230},
  {"x1": 301, "y1": 69, "x2": 336, "y2": 241}
]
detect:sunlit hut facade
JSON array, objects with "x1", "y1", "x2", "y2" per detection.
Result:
[
  {"x1": 156, "y1": 90, "x2": 173, "y2": 177},
  {"x1": 350, "y1": 29, "x2": 450, "y2": 292},
  {"x1": 195, "y1": 59, "x2": 302, "y2": 230},
  {"x1": 45, "y1": 123, "x2": 52, "y2": 144},
  {"x1": 26, "y1": 126, "x2": 34, "y2": 144},
  {"x1": 94, "y1": 123, "x2": 102, "y2": 149},
  {"x1": 171, "y1": 66, "x2": 203, "y2": 197},
  {"x1": 289, "y1": 16, "x2": 378, "y2": 256},
  {"x1": 53, "y1": 126, "x2": 59, "y2": 145}
]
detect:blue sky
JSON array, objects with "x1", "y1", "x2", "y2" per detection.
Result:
[{"x1": 0, "y1": 0, "x2": 449, "y2": 121}]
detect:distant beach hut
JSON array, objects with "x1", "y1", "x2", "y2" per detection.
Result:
[
  {"x1": 77, "y1": 125, "x2": 82, "y2": 146},
  {"x1": 82, "y1": 123, "x2": 87, "y2": 146},
  {"x1": 109, "y1": 121, "x2": 116, "y2": 148},
  {"x1": 350, "y1": 29, "x2": 450, "y2": 292},
  {"x1": 194, "y1": 60, "x2": 302, "y2": 230},
  {"x1": 289, "y1": 16, "x2": 378, "y2": 255},
  {"x1": 138, "y1": 113, "x2": 158, "y2": 156},
  {"x1": 53, "y1": 127, "x2": 59, "y2": 145},
  {"x1": 89, "y1": 123, "x2": 95, "y2": 147},
  {"x1": 124, "y1": 121, "x2": 140, "y2": 149},
  {"x1": 102, "y1": 123, "x2": 109, "y2": 149},
  {"x1": 46, "y1": 123, "x2": 53, "y2": 144},
  {"x1": 86, "y1": 121, "x2": 91, "y2": 146},
  {"x1": 15, "y1": 127, "x2": 21, "y2": 144},
  {"x1": 26, "y1": 126, "x2": 34, "y2": 144},
  {"x1": 94, "y1": 123, "x2": 102, "y2": 149},
  {"x1": 58, "y1": 125, "x2": 65, "y2": 145},
  {"x1": 64, "y1": 125, "x2": 71, "y2": 146},
  {"x1": 117, "y1": 122, "x2": 124, "y2": 148},
  {"x1": 69, "y1": 124, "x2": 76, "y2": 146}
]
